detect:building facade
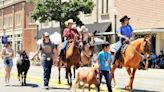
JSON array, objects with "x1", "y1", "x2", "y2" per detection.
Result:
[
  {"x1": 0, "y1": 0, "x2": 37, "y2": 55},
  {"x1": 3, "y1": 0, "x2": 161, "y2": 55},
  {"x1": 114, "y1": 0, "x2": 164, "y2": 55}
]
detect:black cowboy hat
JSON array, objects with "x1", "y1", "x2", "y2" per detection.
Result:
[{"x1": 120, "y1": 15, "x2": 131, "y2": 22}]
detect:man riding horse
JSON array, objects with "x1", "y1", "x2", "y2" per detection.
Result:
[
  {"x1": 60, "y1": 19, "x2": 79, "y2": 58},
  {"x1": 113, "y1": 15, "x2": 134, "y2": 64}
]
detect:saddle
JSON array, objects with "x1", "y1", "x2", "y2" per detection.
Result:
[
  {"x1": 119, "y1": 41, "x2": 129, "y2": 62},
  {"x1": 112, "y1": 41, "x2": 129, "y2": 63},
  {"x1": 61, "y1": 41, "x2": 77, "y2": 60},
  {"x1": 121, "y1": 43, "x2": 129, "y2": 53}
]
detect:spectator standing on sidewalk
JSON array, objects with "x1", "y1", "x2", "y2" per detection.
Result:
[
  {"x1": 150, "y1": 51, "x2": 157, "y2": 68},
  {"x1": 1, "y1": 41, "x2": 14, "y2": 86}
]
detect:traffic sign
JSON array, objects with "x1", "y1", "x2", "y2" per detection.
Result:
[{"x1": 2, "y1": 36, "x2": 8, "y2": 44}]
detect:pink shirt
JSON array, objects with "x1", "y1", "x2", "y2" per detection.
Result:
[{"x1": 63, "y1": 28, "x2": 77, "y2": 40}]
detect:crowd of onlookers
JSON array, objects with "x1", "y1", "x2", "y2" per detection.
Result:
[{"x1": 139, "y1": 50, "x2": 164, "y2": 69}]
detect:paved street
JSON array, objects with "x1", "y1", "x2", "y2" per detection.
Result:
[{"x1": 0, "y1": 61, "x2": 164, "y2": 92}]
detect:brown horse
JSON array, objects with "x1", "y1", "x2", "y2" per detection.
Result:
[
  {"x1": 58, "y1": 39, "x2": 81, "y2": 87},
  {"x1": 111, "y1": 37, "x2": 151, "y2": 91},
  {"x1": 80, "y1": 43, "x2": 94, "y2": 66}
]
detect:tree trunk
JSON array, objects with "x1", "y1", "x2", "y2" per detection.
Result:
[{"x1": 59, "y1": 21, "x2": 65, "y2": 42}]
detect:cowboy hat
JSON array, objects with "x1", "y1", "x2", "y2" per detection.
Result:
[
  {"x1": 81, "y1": 25, "x2": 88, "y2": 32},
  {"x1": 65, "y1": 19, "x2": 74, "y2": 26},
  {"x1": 120, "y1": 15, "x2": 131, "y2": 22}
]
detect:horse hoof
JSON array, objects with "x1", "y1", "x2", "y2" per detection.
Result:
[
  {"x1": 70, "y1": 83, "x2": 72, "y2": 88},
  {"x1": 58, "y1": 81, "x2": 61, "y2": 84},
  {"x1": 125, "y1": 85, "x2": 131, "y2": 90}
]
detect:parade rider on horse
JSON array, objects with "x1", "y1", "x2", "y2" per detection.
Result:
[
  {"x1": 112, "y1": 15, "x2": 134, "y2": 64},
  {"x1": 60, "y1": 19, "x2": 78, "y2": 58}
]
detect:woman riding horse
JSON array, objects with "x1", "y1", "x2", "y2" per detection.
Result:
[{"x1": 113, "y1": 15, "x2": 133, "y2": 65}]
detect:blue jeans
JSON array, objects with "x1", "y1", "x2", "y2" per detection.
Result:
[
  {"x1": 42, "y1": 60, "x2": 53, "y2": 86},
  {"x1": 3, "y1": 59, "x2": 13, "y2": 68},
  {"x1": 96, "y1": 70, "x2": 112, "y2": 92},
  {"x1": 61, "y1": 40, "x2": 68, "y2": 50},
  {"x1": 112, "y1": 40, "x2": 123, "y2": 64}
]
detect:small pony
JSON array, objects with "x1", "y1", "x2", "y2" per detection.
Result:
[{"x1": 16, "y1": 50, "x2": 30, "y2": 86}]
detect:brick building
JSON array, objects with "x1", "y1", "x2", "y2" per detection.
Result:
[{"x1": 0, "y1": 0, "x2": 37, "y2": 55}]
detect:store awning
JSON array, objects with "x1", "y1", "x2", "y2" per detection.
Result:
[
  {"x1": 86, "y1": 22, "x2": 112, "y2": 33},
  {"x1": 95, "y1": 28, "x2": 164, "y2": 36},
  {"x1": 35, "y1": 22, "x2": 112, "y2": 39},
  {"x1": 133, "y1": 28, "x2": 164, "y2": 34},
  {"x1": 35, "y1": 27, "x2": 61, "y2": 39}
]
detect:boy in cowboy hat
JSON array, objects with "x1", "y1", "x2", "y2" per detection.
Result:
[{"x1": 112, "y1": 15, "x2": 134, "y2": 64}]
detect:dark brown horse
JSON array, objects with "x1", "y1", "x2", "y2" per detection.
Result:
[
  {"x1": 16, "y1": 50, "x2": 30, "y2": 86},
  {"x1": 111, "y1": 37, "x2": 151, "y2": 91},
  {"x1": 57, "y1": 39, "x2": 81, "y2": 87}
]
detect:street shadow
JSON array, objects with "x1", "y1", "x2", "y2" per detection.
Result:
[
  {"x1": 119, "y1": 88, "x2": 160, "y2": 92},
  {"x1": 132, "y1": 89, "x2": 159, "y2": 92},
  {"x1": 11, "y1": 83, "x2": 39, "y2": 88},
  {"x1": 50, "y1": 87, "x2": 71, "y2": 90}
]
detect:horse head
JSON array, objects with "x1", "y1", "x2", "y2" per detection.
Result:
[
  {"x1": 20, "y1": 50, "x2": 29, "y2": 61},
  {"x1": 140, "y1": 36, "x2": 151, "y2": 54},
  {"x1": 140, "y1": 36, "x2": 151, "y2": 58}
]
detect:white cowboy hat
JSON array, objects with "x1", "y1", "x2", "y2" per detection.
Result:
[
  {"x1": 77, "y1": 26, "x2": 82, "y2": 32},
  {"x1": 81, "y1": 25, "x2": 88, "y2": 32},
  {"x1": 44, "y1": 32, "x2": 50, "y2": 36},
  {"x1": 65, "y1": 19, "x2": 74, "y2": 26},
  {"x1": 110, "y1": 48, "x2": 116, "y2": 53},
  {"x1": 110, "y1": 43, "x2": 117, "y2": 52}
]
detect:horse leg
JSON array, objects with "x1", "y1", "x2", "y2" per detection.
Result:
[
  {"x1": 129, "y1": 68, "x2": 137, "y2": 90},
  {"x1": 18, "y1": 70, "x2": 20, "y2": 83},
  {"x1": 73, "y1": 66, "x2": 76, "y2": 79},
  {"x1": 73, "y1": 76, "x2": 80, "y2": 92},
  {"x1": 82, "y1": 83, "x2": 85, "y2": 92},
  {"x1": 21, "y1": 73, "x2": 24, "y2": 86},
  {"x1": 66, "y1": 67, "x2": 69, "y2": 84},
  {"x1": 125, "y1": 67, "x2": 132, "y2": 90},
  {"x1": 66, "y1": 67, "x2": 68, "y2": 79},
  {"x1": 58, "y1": 65, "x2": 61, "y2": 84},
  {"x1": 69, "y1": 67, "x2": 72, "y2": 87},
  {"x1": 24, "y1": 71, "x2": 27, "y2": 86},
  {"x1": 88, "y1": 84, "x2": 91, "y2": 91},
  {"x1": 110, "y1": 62, "x2": 119, "y2": 89}
]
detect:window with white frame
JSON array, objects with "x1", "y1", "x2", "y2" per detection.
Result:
[
  {"x1": 4, "y1": 16, "x2": 13, "y2": 27},
  {"x1": 9, "y1": 16, "x2": 13, "y2": 27},
  {"x1": 29, "y1": 12, "x2": 35, "y2": 24},
  {"x1": 102, "y1": 0, "x2": 104, "y2": 14},
  {"x1": 102, "y1": 0, "x2": 109, "y2": 14},
  {"x1": 15, "y1": 13, "x2": 21, "y2": 26}
]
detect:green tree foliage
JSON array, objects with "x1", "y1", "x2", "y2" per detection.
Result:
[{"x1": 29, "y1": 0, "x2": 95, "y2": 29}]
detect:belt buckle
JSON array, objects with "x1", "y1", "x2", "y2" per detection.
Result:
[{"x1": 47, "y1": 57, "x2": 51, "y2": 61}]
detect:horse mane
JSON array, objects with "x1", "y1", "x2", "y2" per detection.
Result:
[{"x1": 131, "y1": 38, "x2": 144, "y2": 47}]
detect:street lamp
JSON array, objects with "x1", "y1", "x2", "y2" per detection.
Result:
[
  {"x1": 3, "y1": 25, "x2": 6, "y2": 36},
  {"x1": 35, "y1": 20, "x2": 40, "y2": 40},
  {"x1": 113, "y1": 8, "x2": 118, "y2": 42}
]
